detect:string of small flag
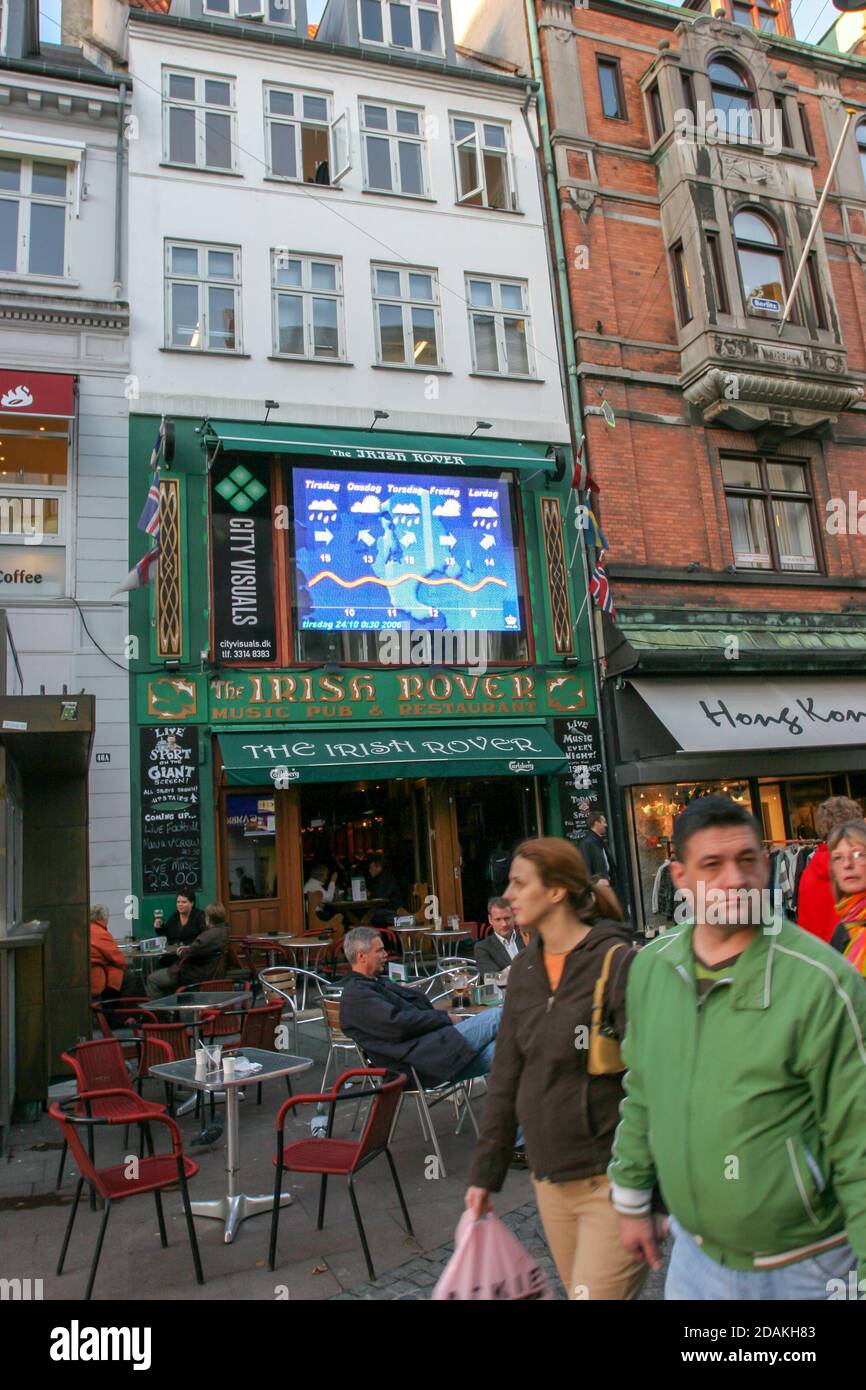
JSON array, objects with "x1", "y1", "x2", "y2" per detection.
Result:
[
  {"x1": 567, "y1": 428, "x2": 616, "y2": 619},
  {"x1": 112, "y1": 427, "x2": 164, "y2": 596}
]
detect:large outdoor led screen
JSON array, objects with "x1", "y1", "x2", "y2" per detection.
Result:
[{"x1": 292, "y1": 466, "x2": 522, "y2": 633}]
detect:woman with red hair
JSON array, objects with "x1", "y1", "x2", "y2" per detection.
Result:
[{"x1": 464, "y1": 836, "x2": 649, "y2": 1300}]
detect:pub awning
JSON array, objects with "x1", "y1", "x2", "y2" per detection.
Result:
[
  {"x1": 217, "y1": 724, "x2": 567, "y2": 786},
  {"x1": 203, "y1": 419, "x2": 564, "y2": 476}
]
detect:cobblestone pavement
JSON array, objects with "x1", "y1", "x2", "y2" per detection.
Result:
[{"x1": 331, "y1": 1201, "x2": 669, "y2": 1300}]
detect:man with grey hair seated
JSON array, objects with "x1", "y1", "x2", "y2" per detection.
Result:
[
  {"x1": 89, "y1": 904, "x2": 136, "y2": 1000},
  {"x1": 340, "y1": 926, "x2": 503, "y2": 1091}
]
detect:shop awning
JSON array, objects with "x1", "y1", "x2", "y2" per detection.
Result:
[
  {"x1": 217, "y1": 724, "x2": 567, "y2": 786},
  {"x1": 203, "y1": 420, "x2": 563, "y2": 476}
]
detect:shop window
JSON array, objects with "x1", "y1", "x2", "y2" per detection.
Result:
[
  {"x1": 204, "y1": 0, "x2": 295, "y2": 21},
  {"x1": 0, "y1": 157, "x2": 69, "y2": 277},
  {"x1": 733, "y1": 208, "x2": 787, "y2": 317},
  {"x1": 709, "y1": 58, "x2": 755, "y2": 141},
  {"x1": 721, "y1": 456, "x2": 819, "y2": 573},
  {"x1": 372, "y1": 262, "x2": 442, "y2": 367},
  {"x1": 631, "y1": 781, "x2": 752, "y2": 930},
  {"x1": 466, "y1": 276, "x2": 534, "y2": 377},
  {"x1": 706, "y1": 232, "x2": 729, "y2": 315},
  {"x1": 361, "y1": 101, "x2": 428, "y2": 197},
  {"x1": 264, "y1": 86, "x2": 333, "y2": 184},
  {"x1": 165, "y1": 241, "x2": 242, "y2": 353},
  {"x1": 597, "y1": 56, "x2": 626, "y2": 121},
  {"x1": 271, "y1": 251, "x2": 345, "y2": 360},
  {"x1": 451, "y1": 116, "x2": 517, "y2": 211},
  {"x1": 358, "y1": 0, "x2": 443, "y2": 55},
  {"x1": 0, "y1": 416, "x2": 69, "y2": 598},
  {"x1": 225, "y1": 794, "x2": 278, "y2": 899},
  {"x1": 163, "y1": 68, "x2": 236, "y2": 172}
]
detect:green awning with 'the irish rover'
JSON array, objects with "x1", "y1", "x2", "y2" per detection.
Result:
[{"x1": 217, "y1": 724, "x2": 567, "y2": 786}]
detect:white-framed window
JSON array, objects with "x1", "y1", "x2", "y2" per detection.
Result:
[
  {"x1": 203, "y1": 0, "x2": 295, "y2": 24},
  {"x1": 163, "y1": 69, "x2": 236, "y2": 172},
  {"x1": 451, "y1": 116, "x2": 517, "y2": 211},
  {"x1": 264, "y1": 86, "x2": 341, "y2": 185},
  {"x1": 0, "y1": 157, "x2": 69, "y2": 277},
  {"x1": 271, "y1": 252, "x2": 345, "y2": 360},
  {"x1": 361, "y1": 101, "x2": 428, "y2": 196},
  {"x1": 358, "y1": 0, "x2": 443, "y2": 54},
  {"x1": 466, "y1": 276, "x2": 534, "y2": 376},
  {"x1": 372, "y1": 263, "x2": 442, "y2": 368},
  {"x1": 165, "y1": 241, "x2": 242, "y2": 353}
]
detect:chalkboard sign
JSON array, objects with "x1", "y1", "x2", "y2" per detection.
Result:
[
  {"x1": 140, "y1": 726, "x2": 202, "y2": 894},
  {"x1": 554, "y1": 717, "x2": 605, "y2": 844}
]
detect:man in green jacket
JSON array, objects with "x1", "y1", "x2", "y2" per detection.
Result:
[{"x1": 609, "y1": 795, "x2": 866, "y2": 1299}]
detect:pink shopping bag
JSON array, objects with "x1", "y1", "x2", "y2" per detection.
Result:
[{"x1": 432, "y1": 1211, "x2": 554, "y2": 1300}]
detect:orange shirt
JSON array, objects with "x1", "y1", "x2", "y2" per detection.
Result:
[
  {"x1": 544, "y1": 950, "x2": 569, "y2": 994},
  {"x1": 90, "y1": 920, "x2": 126, "y2": 995}
]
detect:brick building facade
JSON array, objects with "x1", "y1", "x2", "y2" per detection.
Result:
[{"x1": 456, "y1": 0, "x2": 866, "y2": 929}]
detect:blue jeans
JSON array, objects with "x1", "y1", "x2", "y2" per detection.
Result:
[
  {"x1": 665, "y1": 1217, "x2": 857, "y2": 1300},
  {"x1": 450, "y1": 1006, "x2": 502, "y2": 1082}
]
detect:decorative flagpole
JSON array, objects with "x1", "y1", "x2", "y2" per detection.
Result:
[{"x1": 777, "y1": 106, "x2": 856, "y2": 336}]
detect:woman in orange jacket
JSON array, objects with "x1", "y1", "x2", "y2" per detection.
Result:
[{"x1": 89, "y1": 905, "x2": 132, "y2": 999}]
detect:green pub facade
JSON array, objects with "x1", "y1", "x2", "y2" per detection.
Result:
[{"x1": 128, "y1": 415, "x2": 597, "y2": 942}]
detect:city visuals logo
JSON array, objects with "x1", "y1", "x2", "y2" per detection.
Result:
[
  {"x1": 214, "y1": 465, "x2": 268, "y2": 513},
  {"x1": 49, "y1": 1321, "x2": 152, "y2": 1371}
]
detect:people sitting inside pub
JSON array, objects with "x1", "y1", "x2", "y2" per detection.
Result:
[
  {"x1": 366, "y1": 855, "x2": 404, "y2": 927},
  {"x1": 474, "y1": 897, "x2": 525, "y2": 976},
  {"x1": 304, "y1": 862, "x2": 339, "y2": 922}
]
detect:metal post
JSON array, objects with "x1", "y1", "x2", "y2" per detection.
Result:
[{"x1": 778, "y1": 106, "x2": 855, "y2": 334}]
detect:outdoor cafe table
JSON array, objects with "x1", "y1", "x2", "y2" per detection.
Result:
[
  {"x1": 272, "y1": 934, "x2": 333, "y2": 1000},
  {"x1": 390, "y1": 923, "x2": 433, "y2": 975},
  {"x1": 148, "y1": 1048, "x2": 314, "y2": 1243},
  {"x1": 145, "y1": 991, "x2": 246, "y2": 1116},
  {"x1": 427, "y1": 928, "x2": 466, "y2": 964}
]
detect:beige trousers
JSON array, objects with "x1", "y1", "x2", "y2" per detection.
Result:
[{"x1": 532, "y1": 1173, "x2": 646, "y2": 1301}]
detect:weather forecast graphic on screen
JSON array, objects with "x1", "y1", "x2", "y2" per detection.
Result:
[{"x1": 292, "y1": 466, "x2": 522, "y2": 632}]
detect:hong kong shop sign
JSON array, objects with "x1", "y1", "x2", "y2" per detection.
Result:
[{"x1": 203, "y1": 668, "x2": 589, "y2": 723}]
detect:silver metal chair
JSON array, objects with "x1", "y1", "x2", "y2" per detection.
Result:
[{"x1": 259, "y1": 965, "x2": 337, "y2": 1053}]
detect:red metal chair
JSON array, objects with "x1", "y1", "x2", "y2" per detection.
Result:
[
  {"x1": 268, "y1": 1068, "x2": 412, "y2": 1281},
  {"x1": 137, "y1": 1020, "x2": 198, "y2": 1113},
  {"x1": 91, "y1": 998, "x2": 156, "y2": 1061},
  {"x1": 50, "y1": 1093, "x2": 203, "y2": 1301},
  {"x1": 56, "y1": 1039, "x2": 168, "y2": 1195},
  {"x1": 193, "y1": 981, "x2": 252, "y2": 1044}
]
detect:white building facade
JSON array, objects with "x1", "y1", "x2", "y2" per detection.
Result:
[{"x1": 0, "y1": 0, "x2": 131, "y2": 923}]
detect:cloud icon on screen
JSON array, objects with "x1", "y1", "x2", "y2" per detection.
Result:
[
  {"x1": 393, "y1": 502, "x2": 421, "y2": 515},
  {"x1": 350, "y1": 495, "x2": 381, "y2": 513},
  {"x1": 471, "y1": 506, "x2": 497, "y2": 518},
  {"x1": 308, "y1": 498, "x2": 337, "y2": 511},
  {"x1": 433, "y1": 499, "x2": 461, "y2": 517}
]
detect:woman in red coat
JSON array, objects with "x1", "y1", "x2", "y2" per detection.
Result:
[
  {"x1": 797, "y1": 796, "x2": 863, "y2": 944},
  {"x1": 90, "y1": 905, "x2": 132, "y2": 999}
]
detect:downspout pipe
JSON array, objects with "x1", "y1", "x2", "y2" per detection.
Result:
[
  {"x1": 523, "y1": 0, "x2": 625, "y2": 910},
  {"x1": 114, "y1": 81, "x2": 127, "y2": 298}
]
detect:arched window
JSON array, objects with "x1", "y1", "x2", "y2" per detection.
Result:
[
  {"x1": 857, "y1": 120, "x2": 866, "y2": 185},
  {"x1": 734, "y1": 209, "x2": 786, "y2": 315},
  {"x1": 709, "y1": 58, "x2": 754, "y2": 140}
]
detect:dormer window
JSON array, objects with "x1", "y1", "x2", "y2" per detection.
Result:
[
  {"x1": 359, "y1": 0, "x2": 443, "y2": 56},
  {"x1": 203, "y1": 0, "x2": 295, "y2": 25},
  {"x1": 731, "y1": 0, "x2": 779, "y2": 32},
  {"x1": 709, "y1": 58, "x2": 755, "y2": 141}
]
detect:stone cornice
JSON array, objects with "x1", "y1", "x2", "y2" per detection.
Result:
[{"x1": 0, "y1": 293, "x2": 128, "y2": 330}]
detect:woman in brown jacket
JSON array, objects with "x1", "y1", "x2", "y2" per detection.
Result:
[{"x1": 464, "y1": 836, "x2": 647, "y2": 1300}]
